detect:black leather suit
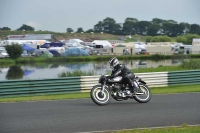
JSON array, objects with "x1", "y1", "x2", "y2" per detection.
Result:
[{"x1": 110, "y1": 64, "x2": 135, "y2": 90}]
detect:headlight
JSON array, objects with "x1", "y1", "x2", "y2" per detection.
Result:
[{"x1": 99, "y1": 75, "x2": 106, "y2": 84}]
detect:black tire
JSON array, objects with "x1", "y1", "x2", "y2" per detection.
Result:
[
  {"x1": 134, "y1": 83, "x2": 152, "y2": 103},
  {"x1": 90, "y1": 85, "x2": 111, "y2": 106}
]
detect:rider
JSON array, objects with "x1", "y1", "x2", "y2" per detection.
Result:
[{"x1": 108, "y1": 57, "x2": 136, "y2": 95}]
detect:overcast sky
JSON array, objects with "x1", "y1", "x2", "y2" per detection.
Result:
[{"x1": 0, "y1": 0, "x2": 200, "y2": 32}]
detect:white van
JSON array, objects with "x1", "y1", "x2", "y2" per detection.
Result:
[{"x1": 0, "y1": 49, "x2": 9, "y2": 58}]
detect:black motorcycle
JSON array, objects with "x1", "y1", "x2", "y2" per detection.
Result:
[{"x1": 90, "y1": 74, "x2": 152, "y2": 106}]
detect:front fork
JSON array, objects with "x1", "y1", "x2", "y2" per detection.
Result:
[
  {"x1": 100, "y1": 81, "x2": 106, "y2": 93},
  {"x1": 100, "y1": 82, "x2": 106, "y2": 96}
]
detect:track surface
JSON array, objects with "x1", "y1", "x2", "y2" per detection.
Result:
[{"x1": 0, "y1": 93, "x2": 200, "y2": 133}]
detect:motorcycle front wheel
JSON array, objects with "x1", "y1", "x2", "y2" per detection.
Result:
[
  {"x1": 90, "y1": 85, "x2": 111, "y2": 106},
  {"x1": 134, "y1": 83, "x2": 152, "y2": 103}
]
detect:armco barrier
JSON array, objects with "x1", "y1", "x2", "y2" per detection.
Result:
[
  {"x1": 80, "y1": 72, "x2": 168, "y2": 92},
  {"x1": 0, "y1": 70, "x2": 200, "y2": 98},
  {"x1": 0, "y1": 77, "x2": 81, "y2": 97},
  {"x1": 168, "y1": 70, "x2": 200, "y2": 85}
]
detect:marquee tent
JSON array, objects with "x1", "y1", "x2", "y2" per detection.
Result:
[
  {"x1": 22, "y1": 44, "x2": 35, "y2": 51},
  {"x1": 92, "y1": 40, "x2": 112, "y2": 48}
]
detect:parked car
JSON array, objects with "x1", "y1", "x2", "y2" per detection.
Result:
[
  {"x1": 49, "y1": 50, "x2": 61, "y2": 57},
  {"x1": 0, "y1": 49, "x2": 9, "y2": 58}
]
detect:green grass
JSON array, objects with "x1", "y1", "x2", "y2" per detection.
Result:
[
  {"x1": 0, "y1": 84, "x2": 200, "y2": 103},
  {"x1": 132, "y1": 59, "x2": 200, "y2": 73},
  {"x1": 1, "y1": 54, "x2": 200, "y2": 66},
  {"x1": 110, "y1": 125, "x2": 200, "y2": 133},
  {"x1": 151, "y1": 84, "x2": 200, "y2": 94},
  {"x1": 132, "y1": 66, "x2": 199, "y2": 73},
  {"x1": 58, "y1": 70, "x2": 95, "y2": 77}
]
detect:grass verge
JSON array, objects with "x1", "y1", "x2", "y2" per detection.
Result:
[
  {"x1": 0, "y1": 84, "x2": 200, "y2": 103},
  {"x1": 1, "y1": 54, "x2": 200, "y2": 66},
  {"x1": 110, "y1": 125, "x2": 200, "y2": 133}
]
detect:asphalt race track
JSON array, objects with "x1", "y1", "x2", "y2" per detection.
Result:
[{"x1": 0, "y1": 93, "x2": 200, "y2": 133}]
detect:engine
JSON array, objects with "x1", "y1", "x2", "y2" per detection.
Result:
[{"x1": 112, "y1": 83, "x2": 122, "y2": 92}]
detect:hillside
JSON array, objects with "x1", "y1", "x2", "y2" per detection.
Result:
[
  {"x1": 0, "y1": 30, "x2": 123, "y2": 40},
  {"x1": 0, "y1": 30, "x2": 151, "y2": 42}
]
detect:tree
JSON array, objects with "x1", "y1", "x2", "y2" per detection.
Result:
[
  {"x1": 122, "y1": 18, "x2": 138, "y2": 35},
  {"x1": 66, "y1": 28, "x2": 74, "y2": 33},
  {"x1": 179, "y1": 22, "x2": 190, "y2": 35},
  {"x1": 113, "y1": 23, "x2": 123, "y2": 35},
  {"x1": 152, "y1": 18, "x2": 165, "y2": 26},
  {"x1": 147, "y1": 24, "x2": 160, "y2": 36},
  {"x1": 85, "y1": 29, "x2": 94, "y2": 33},
  {"x1": 5, "y1": 43, "x2": 23, "y2": 59},
  {"x1": 76, "y1": 27, "x2": 84, "y2": 33},
  {"x1": 102, "y1": 17, "x2": 116, "y2": 34},
  {"x1": 6, "y1": 66, "x2": 24, "y2": 80},
  {"x1": 1, "y1": 27, "x2": 11, "y2": 31},
  {"x1": 135, "y1": 21, "x2": 151, "y2": 35},
  {"x1": 94, "y1": 21, "x2": 103, "y2": 33},
  {"x1": 189, "y1": 24, "x2": 200, "y2": 35},
  {"x1": 162, "y1": 22, "x2": 174, "y2": 36},
  {"x1": 145, "y1": 36, "x2": 153, "y2": 43},
  {"x1": 176, "y1": 36, "x2": 187, "y2": 44},
  {"x1": 150, "y1": 35, "x2": 172, "y2": 42},
  {"x1": 167, "y1": 20, "x2": 178, "y2": 24},
  {"x1": 17, "y1": 24, "x2": 34, "y2": 31},
  {"x1": 184, "y1": 34, "x2": 200, "y2": 44}
]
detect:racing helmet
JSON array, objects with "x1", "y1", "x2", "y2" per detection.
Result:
[{"x1": 109, "y1": 57, "x2": 119, "y2": 70}]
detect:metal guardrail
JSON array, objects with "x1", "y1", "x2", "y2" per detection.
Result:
[
  {"x1": 80, "y1": 72, "x2": 168, "y2": 92},
  {"x1": 0, "y1": 70, "x2": 200, "y2": 97},
  {"x1": 168, "y1": 70, "x2": 200, "y2": 85},
  {"x1": 0, "y1": 77, "x2": 81, "y2": 97}
]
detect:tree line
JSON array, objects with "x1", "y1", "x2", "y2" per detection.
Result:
[
  {"x1": 0, "y1": 24, "x2": 34, "y2": 31},
  {"x1": 67, "y1": 17, "x2": 200, "y2": 37},
  {"x1": 1, "y1": 17, "x2": 200, "y2": 37}
]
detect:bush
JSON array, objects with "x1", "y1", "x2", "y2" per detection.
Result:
[
  {"x1": 58, "y1": 70, "x2": 95, "y2": 77},
  {"x1": 5, "y1": 43, "x2": 23, "y2": 59},
  {"x1": 150, "y1": 35, "x2": 172, "y2": 42},
  {"x1": 176, "y1": 34, "x2": 200, "y2": 44},
  {"x1": 181, "y1": 59, "x2": 200, "y2": 69}
]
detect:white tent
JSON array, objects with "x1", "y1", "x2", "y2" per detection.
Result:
[
  {"x1": 92, "y1": 40, "x2": 112, "y2": 48},
  {"x1": 67, "y1": 39, "x2": 84, "y2": 44},
  {"x1": 134, "y1": 43, "x2": 147, "y2": 50}
]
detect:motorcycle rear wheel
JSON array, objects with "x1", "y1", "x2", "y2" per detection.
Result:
[{"x1": 90, "y1": 85, "x2": 111, "y2": 106}]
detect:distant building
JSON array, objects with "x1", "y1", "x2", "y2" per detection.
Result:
[
  {"x1": 7, "y1": 34, "x2": 57, "y2": 42},
  {"x1": 192, "y1": 38, "x2": 200, "y2": 54},
  {"x1": 146, "y1": 42, "x2": 172, "y2": 55}
]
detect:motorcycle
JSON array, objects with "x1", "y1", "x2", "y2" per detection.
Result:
[{"x1": 90, "y1": 74, "x2": 152, "y2": 106}]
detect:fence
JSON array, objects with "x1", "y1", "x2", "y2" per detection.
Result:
[
  {"x1": 168, "y1": 70, "x2": 200, "y2": 85},
  {"x1": 0, "y1": 70, "x2": 200, "y2": 97},
  {"x1": 80, "y1": 72, "x2": 168, "y2": 92},
  {"x1": 0, "y1": 77, "x2": 81, "y2": 97}
]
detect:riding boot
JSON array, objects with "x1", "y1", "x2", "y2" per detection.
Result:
[{"x1": 129, "y1": 83, "x2": 137, "y2": 92}]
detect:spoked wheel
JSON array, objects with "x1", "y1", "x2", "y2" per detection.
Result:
[
  {"x1": 90, "y1": 85, "x2": 111, "y2": 106},
  {"x1": 134, "y1": 83, "x2": 152, "y2": 103}
]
